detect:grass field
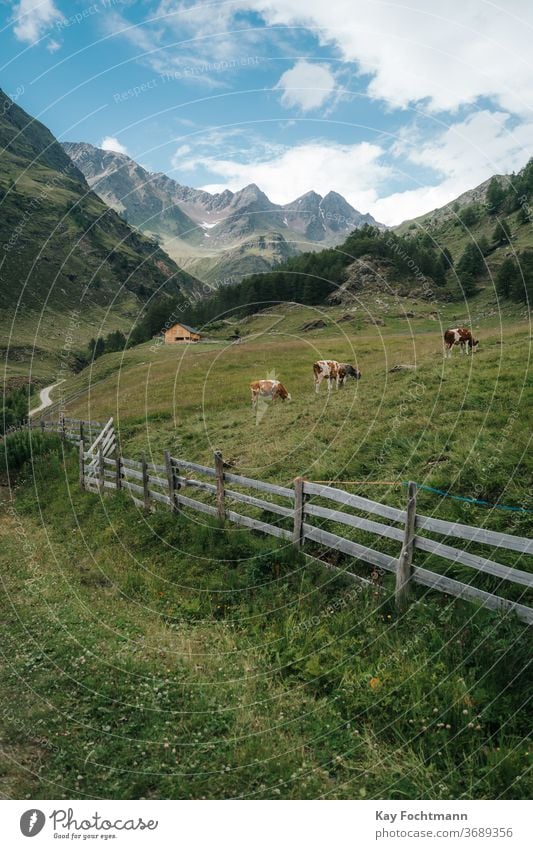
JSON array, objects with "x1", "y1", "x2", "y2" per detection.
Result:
[
  {"x1": 46, "y1": 293, "x2": 533, "y2": 603},
  {"x1": 0, "y1": 447, "x2": 531, "y2": 800},
  {"x1": 60, "y1": 294, "x2": 532, "y2": 520},
  {"x1": 1, "y1": 294, "x2": 531, "y2": 800}
]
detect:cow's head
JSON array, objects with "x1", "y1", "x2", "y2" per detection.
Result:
[
  {"x1": 345, "y1": 365, "x2": 362, "y2": 380},
  {"x1": 470, "y1": 338, "x2": 479, "y2": 352}
]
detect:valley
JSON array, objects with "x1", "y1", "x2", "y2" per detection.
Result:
[{"x1": 1, "y1": 80, "x2": 532, "y2": 805}]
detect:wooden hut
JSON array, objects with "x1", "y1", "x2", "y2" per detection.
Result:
[{"x1": 164, "y1": 322, "x2": 201, "y2": 344}]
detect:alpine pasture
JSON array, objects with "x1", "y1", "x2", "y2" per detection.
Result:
[{"x1": 1, "y1": 294, "x2": 532, "y2": 800}]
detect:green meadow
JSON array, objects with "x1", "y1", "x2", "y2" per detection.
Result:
[
  {"x1": 0, "y1": 443, "x2": 530, "y2": 800},
  {"x1": 1, "y1": 295, "x2": 531, "y2": 800}
]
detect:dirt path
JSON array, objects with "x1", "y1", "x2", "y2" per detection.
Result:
[{"x1": 28, "y1": 379, "x2": 65, "y2": 418}]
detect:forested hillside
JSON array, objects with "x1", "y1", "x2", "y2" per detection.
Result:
[
  {"x1": 399, "y1": 166, "x2": 533, "y2": 303},
  {"x1": 182, "y1": 162, "x2": 533, "y2": 329},
  {"x1": 184, "y1": 224, "x2": 451, "y2": 326}
]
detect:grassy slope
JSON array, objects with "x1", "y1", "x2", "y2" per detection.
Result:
[
  {"x1": 0, "y1": 89, "x2": 198, "y2": 379},
  {"x1": 47, "y1": 293, "x2": 532, "y2": 608},
  {"x1": 0, "y1": 449, "x2": 530, "y2": 800}
]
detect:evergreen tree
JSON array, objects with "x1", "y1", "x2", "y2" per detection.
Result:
[
  {"x1": 459, "y1": 204, "x2": 479, "y2": 226},
  {"x1": 496, "y1": 257, "x2": 520, "y2": 298},
  {"x1": 486, "y1": 177, "x2": 506, "y2": 213},
  {"x1": 441, "y1": 246, "x2": 454, "y2": 269},
  {"x1": 105, "y1": 330, "x2": 127, "y2": 352},
  {"x1": 511, "y1": 250, "x2": 533, "y2": 302},
  {"x1": 477, "y1": 235, "x2": 491, "y2": 256},
  {"x1": 492, "y1": 219, "x2": 512, "y2": 245},
  {"x1": 457, "y1": 242, "x2": 485, "y2": 278},
  {"x1": 89, "y1": 337, "x2": 105, "y2": 358},
  {"x1": 460, "y1": 272, "x2": 477, "y2": 297}
]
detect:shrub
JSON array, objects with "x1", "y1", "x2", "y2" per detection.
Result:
[{"x1": 0, "y1": 431, "x2": 62, "y2": 476}]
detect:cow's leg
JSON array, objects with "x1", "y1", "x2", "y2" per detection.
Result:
[
  {"x1": 327, "y1": 377, "x2": 333, "y2": 392},
  {"x1": 315, "y1": 374, "x2": 322, "y2": 394}
]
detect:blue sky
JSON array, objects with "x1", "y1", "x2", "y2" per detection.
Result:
[{"x1": 1, "y1": 0, "x2": 533, "y2": 224}]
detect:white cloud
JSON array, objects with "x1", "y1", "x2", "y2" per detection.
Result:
[
  {"x1": 12, "y1": 0, "x2": 64, "y2": 45},
  {"x1": 46, "y1": 38, "x2": 61, "y2": 53},
  {"x1": 375, "y1": 110, "x2": 533, "y2": 223},
  {"x1": 180, "y1": 139, "x2": 390, "y2": 209},
  {"x1": 275, "y1": 60, "x2": 337, "y2": 111},
  {"x1": 108, "y1": 1, "x2": 533, "y2": 114},
  {"x1": 398, "y1": 111, "x2": 533, "y2": 179},
  {"x1": 104, "y1": 4, "x2": 264, "y2": 88},
  {"x1": 101, "y1": 136, "x2": 129, "y2": 155},
  {"x1": 234, "y1": 0, "x2": 533, "y2": 115}
]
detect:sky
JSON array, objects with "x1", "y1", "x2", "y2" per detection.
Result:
[{"x1": 1, "y1": 0, "x2": 533, "y2": 225}]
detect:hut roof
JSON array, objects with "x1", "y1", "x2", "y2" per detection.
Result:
[{"x1": 169, "y1": 322, "x2": 200, "y2": 334}]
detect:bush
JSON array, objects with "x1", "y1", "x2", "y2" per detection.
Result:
[
  {"x1": 0, "y1": 431, "x2": 62, "y2": 476},
  {"x1": 1, "y1": 384, "x2": 35, "y2": 435}
]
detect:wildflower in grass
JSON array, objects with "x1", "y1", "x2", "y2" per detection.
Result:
[{"x1": 369, "y1": 677, "x2": 381, "y2": 690}]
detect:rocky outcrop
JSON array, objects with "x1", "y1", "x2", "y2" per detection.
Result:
[{"x1": 328, "y1": 255, "x2": 436, "y2": 304}]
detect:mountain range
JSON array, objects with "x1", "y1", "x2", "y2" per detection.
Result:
[
  {"x1": 3, "y1": 82, "x2": 530, "y2": 383},
  {"x1": 62, "y1": 142, "x2": 383, "y2": 285}
]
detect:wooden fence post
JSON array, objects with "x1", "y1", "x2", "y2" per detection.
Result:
[
  {"x1": 115, "y1": 447, "x2": 122, "y2": 491},
  {"x1": 214, "y1": 451, "x2": 225, "y2": 521},
  {"x1": 164, "y1": 450, "x2": 179, "y2": 514},
  {"x1": 79, "y1": 421, "x2": 84, "y2": 444},
  {"x1": 40, "y1": 419, "x2": 45, "y2": 434},
  {"x1": 79, "y1": 437, "x2": 85, "y2": 491},
  {"x1": 395, "y1": 481, "x2": 417, "y2": 610},
  {"x1": 293, "y1": 476, "x2": 305, "y2": 547},
  {"x1": 141, "y1": 453, "x2": 150, "y2": 513},
  {"x1": 98, "y1": 444, "x2": 105, "y2": 495},
  {"x1": 60, "y1": 415, "x2": 66, "y2": 442}
]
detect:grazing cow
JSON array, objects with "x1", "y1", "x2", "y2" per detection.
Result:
[
  {"x1": 313, "y1": 360, "x2": 361, "y2": 393},
  {"x1": 443, "y1": 327, "x2": 479, "y2": 358},
  {"x1": 250, "y1": 379, "x2": 291, "y2": 407}
]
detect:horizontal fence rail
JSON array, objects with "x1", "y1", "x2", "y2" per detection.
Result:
[{"x1": 26, "y1": 416, "x2": 532, "y2": 627}]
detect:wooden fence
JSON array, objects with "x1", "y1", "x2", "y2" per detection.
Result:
[
  {"x1": 75, "y1": 425, "x2": 533, "y2": 626},
  {"x1": 7, "y1": 417, "x2": 531, "y2": 624},
  {"x1": 24, "y1": 415, "x2": 106, "y2": 445}
]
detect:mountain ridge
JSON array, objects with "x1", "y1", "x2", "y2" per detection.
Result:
[{"x1": 62, "y1": 141, "x2": 384, "y2": 284}]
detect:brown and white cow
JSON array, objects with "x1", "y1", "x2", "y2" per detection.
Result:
[
  {"x1": 313, "y1": 360, "x2": 361, "y2": 393},
  {"x1": 443, "y1": 327, "x2": 479, "y2": 358},
  {"x1": 249, "y1": 379, "x2": 291, "y2": 407}
]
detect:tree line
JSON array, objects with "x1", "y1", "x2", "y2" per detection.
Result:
[{"x1": 182, "y1": 225, "x2": 452, "y2": 327}]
